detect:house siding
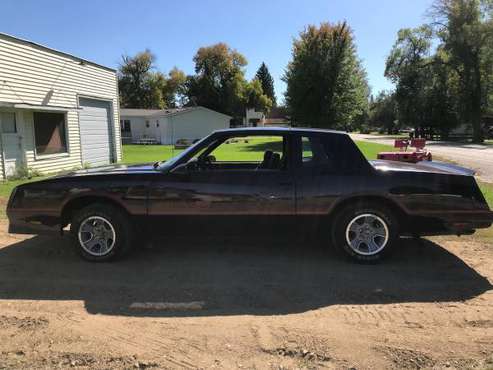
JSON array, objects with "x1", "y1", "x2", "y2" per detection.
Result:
[
  {"x1": 0, "y1": 34, "x2": 121, "y2": 178},
  {"x1": 164, "y1": 108, "x2": 230, "y2": 144}
]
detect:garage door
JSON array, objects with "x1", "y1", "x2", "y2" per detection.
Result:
[{"x1": 79, "y1": 98, "x2": 112, "y2": 167}]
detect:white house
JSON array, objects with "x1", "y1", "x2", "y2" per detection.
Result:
[
  {"x1": 120, "y1": 106, "x2": 231, "y2": 145},
  {"x1": 243, "y1": 108, "x2": 265, "y2": 127},
  {"x1": 241, "y1": 107, "x2": 291, "y2": 128},
  {"x1": 0, "y1": 33, "x2": 121, "y2": 180}
]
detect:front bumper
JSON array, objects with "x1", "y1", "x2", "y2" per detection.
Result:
[{"x1": 7, "y1": 210, "x2": 61, "y2": 235}]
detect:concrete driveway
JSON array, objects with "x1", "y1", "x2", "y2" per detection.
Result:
[{"x1": 351, "y1": 133, "x2": 493, "y2": 183}]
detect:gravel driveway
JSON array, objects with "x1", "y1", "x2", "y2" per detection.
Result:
[{"x1": 351, "y1": 133, "x2": 493, "y2": 183}]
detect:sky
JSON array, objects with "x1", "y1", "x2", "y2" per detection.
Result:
[{"x1": 2, "y1": 0, "x2": 434, "y2": 103}]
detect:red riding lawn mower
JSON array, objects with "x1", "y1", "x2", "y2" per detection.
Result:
[{"x1": 377, "y1": 138, "x2": 433, "y2": 163}]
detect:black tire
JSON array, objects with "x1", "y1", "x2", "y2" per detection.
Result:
[
  {"x1": 70, "y1": 204, "x2": 134, "y2": 262},
  {"x1": 331, "y1": 202, "x2": 399, "y2": 263}
]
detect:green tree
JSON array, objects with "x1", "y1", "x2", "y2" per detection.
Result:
[
  {"x1": 430, "y1": 0, "x2": 493, "y2": 142},
  {"x1": 185, "y1": 43, "x2": 271, "y2": 120},
  {"x1": 163, "y1": 67, "x2": 187, "y2": 107},
  {"x1": 283, "y1": 22, "x2": 370, "y2": 129},
  {"x1": 255, "y1": 62, "x2": 276, "y2": 106},
  {"x1": 385, "y1": 26, "x2": 461, "y2": 138},
  {"x1": 243, "y1": 78, "x2": 273, "y2": 111},
  {"x1": 118, "y1": 50, "x2": 163, "y2": 108},
  {"x1": 385, "y1": 26, "x2": 433, "y2": 131},
  {"x1": 118, "y1": 50, "x2": 186, "y2": 109},
  {"x1": 423, "y1": 51, "x2": 461, "y2": 138},
  {"x1": 185, "y1": 43, "x2": 246, "y2": 119},
  {"x1": 369, "y1": 91, "x2": 398, "y2": 134}
]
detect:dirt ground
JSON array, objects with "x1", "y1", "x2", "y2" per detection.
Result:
[{"x1": 0, "y1": 221, "x2": 492, "y2": 370}]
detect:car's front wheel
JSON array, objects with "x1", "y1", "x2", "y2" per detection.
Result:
[
  {"x1": 332, "y1": 203, "x2": 398, "y2": 262},
  {"x1": 71, "y1": 204, "x2": 133, "y2": 262}
]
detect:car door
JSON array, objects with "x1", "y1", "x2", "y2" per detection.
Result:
[{"x1": 147, "y1": 134, "x2": 295, "y2": 219}]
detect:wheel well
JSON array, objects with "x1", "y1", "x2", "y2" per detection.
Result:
[
  {"x1": 61, "y1": 196, "x2": 128, "y2": 226},
  {"x1": 329, "y1": 196, "x2": 407, "y2": 225}
]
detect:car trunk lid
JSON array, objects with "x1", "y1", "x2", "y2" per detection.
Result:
[{"x1": 369, "y1": 160, "x2": 475, "y2": 177}]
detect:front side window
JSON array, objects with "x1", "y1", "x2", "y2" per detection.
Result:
[
  {"x1": 185, "y1": 135, "x2": 287, "y2": 171},
  {"x1": 33, "y1": 112, "x2": 67, "y2": 155}
]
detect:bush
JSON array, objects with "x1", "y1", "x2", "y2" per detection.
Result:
[{"x1": 7, "y1": 165, "x2": 43, "y2": 181}]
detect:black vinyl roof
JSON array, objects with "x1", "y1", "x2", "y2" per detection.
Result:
[{"x1": 213, "y1": 127, "x2": 347, "y2": 135}]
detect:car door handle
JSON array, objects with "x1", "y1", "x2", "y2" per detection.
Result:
[{"x1": 279, "y1": 182, "x2": 292, "y2": 186}]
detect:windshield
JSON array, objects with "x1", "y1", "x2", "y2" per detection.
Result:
[{"x1": 157, "y1": 136, "x2": 211, "y2": 171}]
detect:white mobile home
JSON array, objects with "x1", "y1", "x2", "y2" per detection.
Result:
[
  {"x1": 120, "y1": 107, "x2": 231, "y2": 145},
  {"x1": 0, "y1": 33, "x2": 121, "y2": 179}
]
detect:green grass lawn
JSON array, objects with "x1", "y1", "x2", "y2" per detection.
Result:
[
  {"x1": 0, "y1": 177, "x2": 48, "y2": 199},
  {"x1": 122, "y1": 145, "x2": 184, "y2": 164},
  {"x1": 479, "y1": 182, "x2": 493, "y2": 208},
  {"x1": 355, "y1": 141, "x2": 394, "y2": 160}
]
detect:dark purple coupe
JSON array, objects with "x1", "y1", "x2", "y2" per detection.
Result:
[{"x1": 7, "y1": 128, "x2": 493, "y2": 262}]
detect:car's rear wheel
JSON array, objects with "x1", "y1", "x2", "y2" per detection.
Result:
[
  {"x1": 71, "y1": 204, "x2": 133, "y2": 262},
  {"x1": 332, "y1": 203, "x2": 398, "y2": 262}
]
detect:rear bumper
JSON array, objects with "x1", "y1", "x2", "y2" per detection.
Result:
[
  {"x1": 443, "y1": 211, "x2": 493, "y2": 229},
  {"x1": 408, "y1": 210, "x2": 493, "y2": 236}
]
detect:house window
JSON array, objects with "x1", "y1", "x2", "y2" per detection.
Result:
[
  {"x1": 33, "y1": 112, "x2": 68, "y2": 155},
  {"x1": 120, "y1": 119, "x2": 131, "y2": 132},
  {"x1": 1, "y1": 112, "x2": 17, "y2": 133}
]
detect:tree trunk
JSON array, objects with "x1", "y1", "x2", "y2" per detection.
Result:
[
  {"x1": 471, "y1": 56, "x2": 483, "y2": 143},
  {"x1": 471, "y1": 103, "x2": 483, "y2": 143}
]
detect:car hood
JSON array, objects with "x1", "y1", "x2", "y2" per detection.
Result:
[
  {"x1": 55, "y1": 163, "x2": 158, "y2": 177},
  {"x1": 369, "y1": 160, "x2": 475, "y2": 177}
]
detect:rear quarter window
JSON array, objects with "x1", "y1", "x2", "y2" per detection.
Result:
[{"x1": 301, "y1": 134, "x2": 369, "y2": 173}]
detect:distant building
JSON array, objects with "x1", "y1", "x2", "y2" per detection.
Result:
[
  {"x1": 120, "y1": 106, "x2": 231, "y2": 145},
  {"x1": 242, "y1": 107, "x2": 291, "y2": 127},
  {"x1": 243, "y1": 108, "x2": 265, "y2": 127},
  {"x1": 264, "y1": 107, "x2": 291, "y2": 127}
]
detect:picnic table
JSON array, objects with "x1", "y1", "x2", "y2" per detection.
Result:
[{"x1": 133, "y1": 137, "x2": 158, "y2": 145}]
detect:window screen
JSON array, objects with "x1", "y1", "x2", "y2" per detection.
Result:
[{"x1": 1, "y1": 112, "x2": 16, "y2": 133}]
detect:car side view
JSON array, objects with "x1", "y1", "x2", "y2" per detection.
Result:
[{"x1": 7, "y1": 128, "x2": 493, "y2": 262}]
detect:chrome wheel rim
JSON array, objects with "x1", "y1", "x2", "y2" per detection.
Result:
[
  {"x1": 78, "y1": 216, "x2": 116, "y2": 256},
  {"x1": 345, "y1": 213, "x2": 389, "y2": 256}
]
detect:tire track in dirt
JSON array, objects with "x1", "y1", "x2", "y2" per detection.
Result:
[
  {"x1": 331, "y1": 304, "x2": 493, "y2": 329},
  {"x1": 66, "y1": 314, "x2": 202, "y2": 368}
]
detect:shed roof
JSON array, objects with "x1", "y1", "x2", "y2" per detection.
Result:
[
  {"x1": 120, "y1": 106, "x2": 232, "y2": 119},
  {"x1": 0, "y1": 32, "x2": 116, "y2": 72}
]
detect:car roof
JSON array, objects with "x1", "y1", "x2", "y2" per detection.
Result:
[{"x1": 213, "y1": 127, "x2": 347, "y2": 136}]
